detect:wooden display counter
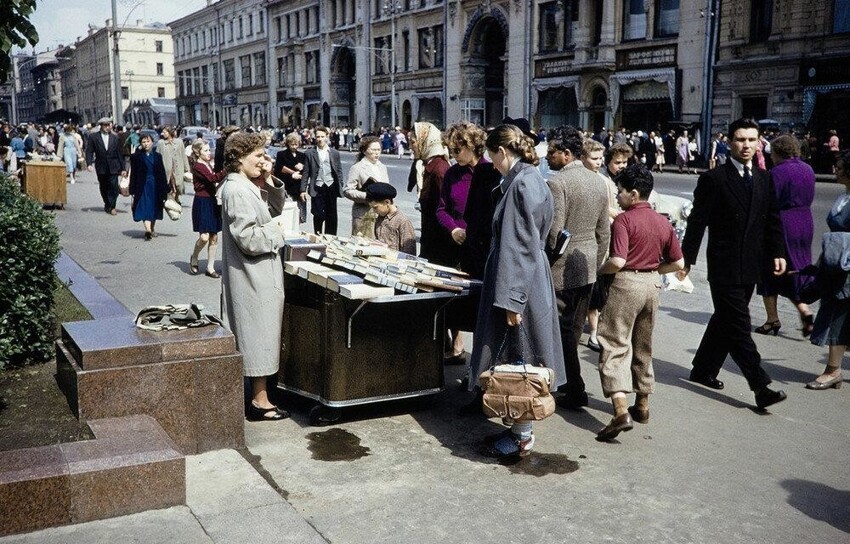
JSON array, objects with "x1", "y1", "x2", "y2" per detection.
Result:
[{"x1": 22, "y1": 160, "x2": 67, "y2": 208}]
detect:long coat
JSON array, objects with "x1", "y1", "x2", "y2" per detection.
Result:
[
  {"x1": 128, "y1": 149, "x2": 169, "y2": 213},
  {"x1": 546, "y1": 161, "x2": 610, "y2": 291},
  {"x1": 468, "y1": 162, "x2": 566, "y2": 390},
  {"x1": 220, "y1": 173, "x2": 288, "y2": 377}
]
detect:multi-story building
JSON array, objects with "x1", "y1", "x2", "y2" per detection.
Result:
[
  {"x1": 710, "y1": 1, "x2": 850, "y2": 141},
  {"x1": 170, "y1": 0, "x2": 270, "y2": 127},
  {"x1": 58, "y1": 20, "x2": 174, "y2": 124},
  {"x1": 11, "y1": 54, "x2": 37, "y2": 124},
  {"x1": 31, "y1": 53, "x2": 63, "y2": 121}
]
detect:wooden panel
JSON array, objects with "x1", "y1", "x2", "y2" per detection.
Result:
[{"x1": 23, "y1": 161, "x2": 67, "y2": 207}]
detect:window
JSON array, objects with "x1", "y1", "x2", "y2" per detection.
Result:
[
  {"x1": 655, "y1": 0, "x2": 680, "y2": 37},
  {"x1": 305, "y1": 51, "x2": 320, "y2": 83},
  {"x1": 238, "y1": 17, "x2": 244, "y2": 39},
  {"x1": 193, "y1": 67, "x2": 201, "y2": 94},
  {"x1": 278, "y1": 57, "x2": 286, "y2": 86},
  {"x1": 157, "y1": 87, "x2": 165, "y2": 98},
  {"x1": 240, "y1": 55, "x2": 252, "y2": 87},
  {"x1": 750, "y1": 0, "x2": 773, "y2": 43},
  {"x1": 623, "y1": 0, "x2": 648, "y2": 41},
  {"x1": 402, "y1": 31, "x2": 410, "y2": 71},
  {"x1": 156, "y1": 62, "x2": 164, "y2": 76},
  {"x1": 194, "y1": 34, "x2": 199, "y2": 52},
  {"x1": 228, "y1": 21, "x2": 234, "y2": 42},
  {"x1": 374, "y1": 37, "x2": 388, "y2": 74},
  {"x1": 275, "y1": 17, "x2": 282, "y2": 42},
  {"x1": 538, "y1": 1, "x2": 578, "y2": 51},
  {"x1": 418, "y1": 26, "x2": 443, "y2": 69},
  {"x1": 201, "y1": 65, "x2": 208, "y2": 93},
  {"x1": 259, "y1": 11, "x2": 265, "y2": 33},
  {"x1": 224, "y1": 59, "x2": 235, "y2": 89},
  {"x1": 253, "y1": 52, "x2": 266, "y2": 85},
  {"x1": 836, "y1": 0, "x2": 850, "y2": 33},
  {"x1": 202, "y1": 32, "x2": 206, "y2": 49},
  {"x1": 155, "y1": 40, "x2": 163, "y2": 52},
  {"x1": 285, "y1": 15, "x2": 291, "y2": 39},
  {"x1": 741, "y1": 96, "x2": 768, "y2": 120},
  {"x1": 248, "y1": 14, "x2": 253, "y2": 36},
  {"x1": 178, "y1": 71, "x2": 185, "y2": 96},
  {"x1": 211, "y1": 62, "x2": 219, "y2": 92},
  {"x1": 121, "y1": 86, "x2": 129, "y2": 100}
]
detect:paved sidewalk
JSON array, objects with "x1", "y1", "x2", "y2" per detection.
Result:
[{"x1": 3, "y1": 168, "x2": 850, "y2": 543}]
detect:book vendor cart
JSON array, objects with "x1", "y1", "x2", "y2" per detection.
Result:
[{"x1": 277, "y1": 236, "x2": 477, "y2": 425}]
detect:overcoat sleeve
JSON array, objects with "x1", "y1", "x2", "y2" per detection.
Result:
[
  {"x1": 223, "y1": 186, "x2": 285, "y2": 257},
  {"x1": 681, "y1": 170, "x2": 715, "y2": 266},
  {"x1": 492, "y1": 173, "x2": 546, "y2": 314},
  {"x1": 344, "y1": 161, "x2": 368, "y2": 203}
]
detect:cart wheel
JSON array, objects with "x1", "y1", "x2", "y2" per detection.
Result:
[{"x1": 309, "y1": 405, "x2": 341, "y2": 426}]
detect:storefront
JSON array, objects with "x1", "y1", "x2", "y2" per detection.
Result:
[
  {"x1": 532, "y1": 57, "x2": 579, "y2": 131},
  {"x1": 611, "y1": 45, "x2": 678, "y2": 132},
  {"x1": 414, "y1": 93, "x2": 443, "y2": 128}
]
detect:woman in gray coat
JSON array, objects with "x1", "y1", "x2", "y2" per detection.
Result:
[
  {"x1": 469, "y1": 124, "x2": 566, "y2": 458},
  {"x1": 220, "y1": 132, "x2": 290, "y2": 421}
]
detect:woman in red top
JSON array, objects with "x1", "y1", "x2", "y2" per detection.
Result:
[{"x1": 190, "y1": 140, "x2": 227, "y2": 278}]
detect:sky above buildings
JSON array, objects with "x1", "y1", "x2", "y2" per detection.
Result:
[{"x1": 23, "y1": 0, "x2": 204, "y2": 52}]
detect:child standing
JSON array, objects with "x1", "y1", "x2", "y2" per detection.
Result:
[
  {"x1": 595, "y1": 164, "x2": 684, "y2": 441},
  {"x1": 367, "y1": 182, "x2": 417, "y2": 255}
]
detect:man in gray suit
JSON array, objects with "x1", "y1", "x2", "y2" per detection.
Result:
[
  {"x1": 546, "y1": 126, "x2": 610, "y2": 408},
  {"x1": 302, "y1": 126, "x2": 343, "y2": 234}
]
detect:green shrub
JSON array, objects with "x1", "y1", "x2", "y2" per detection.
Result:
[{"x1": 0, "y1": 174, "x2": 61, "y2": 369}]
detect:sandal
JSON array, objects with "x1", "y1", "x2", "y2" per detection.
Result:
[
  {"x1": 801, "y1": 314, "x2": 814, "y2": 338},
  {"x1": 754, "y1": 320, "x2": 781, "y2": 336},
  {"x1": 246, "y1": 402, "x2": 289, "y2": 421},
  {"x1": 189, "y1": 256, "x2": 199, "y2": 275}
]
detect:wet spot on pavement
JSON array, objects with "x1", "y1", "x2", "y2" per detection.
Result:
[
  {"x1": 500, "y1": 452, "x2": 580, "y2": 476},
  {"x1": 306, "y1": 428, "x2": 370, "y2": 461}
]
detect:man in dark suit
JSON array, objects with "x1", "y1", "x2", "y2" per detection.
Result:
[
  {"x1": 302, "y1": 126, "x2": 343, "y2": 234},
  {"x1": 86, "y1": 117, "x2": 126, "y2": 215},
  {"x1": 677, "y1": 118, "x2": 788, "y2": 410},
  {"x1": 545, "y1": 125, "x2": 610, "y2": 409}
]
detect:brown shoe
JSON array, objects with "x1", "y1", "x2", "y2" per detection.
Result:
[
  {"x1": 596, "y1": 413, "x2": 634, "y2": 441},
  {"x1": 628, "y1": 405, "x2": 649, "y2": 424},
  {"x1": 109, "y1": 209, "x2": 118, "y2": 215}
]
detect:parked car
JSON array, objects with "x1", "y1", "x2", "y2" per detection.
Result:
[{"x1": 180, "y1": 126, "x2": 208, "y2": 146}]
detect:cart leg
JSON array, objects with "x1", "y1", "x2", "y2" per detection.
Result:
[{"x1": 309, "y1": 404, "x2": 341, "y2": 426}]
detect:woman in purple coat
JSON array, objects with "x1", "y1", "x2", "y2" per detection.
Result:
[{"x1": 755, "y1": 135, "x2": 816, "y2": 337}]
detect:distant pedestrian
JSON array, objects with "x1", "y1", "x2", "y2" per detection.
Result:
[
  {"x1": 156, "y1": 127, "x2": 190, "y2": 196},
  {"x1": 128, "y1": 133, "x2": 168, "y2": 239},
  {"x1": 86, "y1": 117, "x2": 126, "y2": 215},
  {"x1": 305, "y1": 126, "x2": 344, "y2": 235},
  {"x1": 57, "y1": 124, "x2": 82, "y2": 184},
  {"x1": 189, "y1": 140, "x2": 226, "y2": 277},
  {"x1": 345, "y1": 135, "x2": 388, "y2": 236}
]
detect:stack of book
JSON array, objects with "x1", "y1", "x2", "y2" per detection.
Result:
[{"x1": 282, "y1": 234, "x2": 482, "y2": 299}]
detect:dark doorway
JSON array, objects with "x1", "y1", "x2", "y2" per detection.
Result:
[
  {"x1": 330, "y1": 46, "x2": 356, "y2": 128},
  {"x1": 588, "y1": 87, "x2": 608, "y2": 133},
  {"x1": 741, "y1": 96, "x2": 768, "y2": 121},
  {"x1": 468, "y1": 17, "x2": 507, "y2": 126}
]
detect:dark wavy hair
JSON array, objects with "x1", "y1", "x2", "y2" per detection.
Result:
[
  {"x1": 614, "y1": 163, "x2": 654, "y2": 199},
  {"x1": 548, "y1": 125, "x2": 583, "y2": 156}
]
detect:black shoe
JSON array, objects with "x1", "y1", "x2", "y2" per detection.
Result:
[
  {"x1": 556, "y1": 390, "x2": 589, "y2": 409},
  {"x1": 755, "y1": 387, "x2": 787, "y2": 409},
  {"x1": 444, "y1": 351, "x2": 469, "y2": 365},
  {"x1": 688, "y1": 372, "x2": 724, "y2": 390},
  {"x1": 246, "y1": 402, "x2": 289, "y2": 421},
  {"x1": 587, "y1": 337, "x2": 602, "y2": 352}
]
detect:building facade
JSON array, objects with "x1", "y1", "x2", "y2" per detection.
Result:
[
  {"x1": 58, "y1": 20, "x2": 174, "y2": 124},
  {"x1": 710, "y1": 0, "x2": 850, "y2": 141},
  {"x1": 170, "y1": 0, "x2": 270, "y2": 127}
]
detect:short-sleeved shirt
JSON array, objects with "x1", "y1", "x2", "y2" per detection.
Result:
[{"x1": 610, "y1": 202, "x2": 683, "y2": 271}]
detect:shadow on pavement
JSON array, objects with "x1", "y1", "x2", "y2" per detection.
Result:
[
  {"x1": 659, "y1": 305, "x2": 713, "y2": 325},
  {"x1": 781, "y1": 479, "x2": 850, "y2": 534},
  {"x1": 651, "y1": 358, "x2": 752, "y2": 409}
]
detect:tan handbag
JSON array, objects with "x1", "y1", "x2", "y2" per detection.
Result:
[{"x1": 478, "y1": 325, "x2": 555, "y2": 422}]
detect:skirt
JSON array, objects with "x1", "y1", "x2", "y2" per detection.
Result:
[
  {"x1": 192, "y1": 195, "x2": 222, "y2": 233},
  {"x1": 132, "y1": 177, "x2": 163, "y2": 222},
  {"x1": 811, "y1": 296, "x2": 850, "y2": 347}
]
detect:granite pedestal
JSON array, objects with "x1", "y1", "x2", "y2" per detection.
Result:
[
  {"x1": 56, "y1": 316, "x2": 245, "y2": 455},
  {"x1": 0, "y1": 415, "x2": 184, "y2": 536}
]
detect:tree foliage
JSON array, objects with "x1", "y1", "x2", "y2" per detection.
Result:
[{"x1": 0, "y1": 0, "x2": 40, "y2": 84}]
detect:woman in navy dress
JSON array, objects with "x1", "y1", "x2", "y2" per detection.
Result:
[
  {"x1": 129, "y1": 133, "x2": 169, "y2": 240},
  {"x1": 190, "y1": 140, "x2": 227, "y2": 278}
]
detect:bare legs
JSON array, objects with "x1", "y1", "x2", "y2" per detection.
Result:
[
  {"x1": 761, "y1": 295, "x2": 813, "y2": 332},
  {"x1": 191, "y1": 232, "x2": 218, "y2": 274}
]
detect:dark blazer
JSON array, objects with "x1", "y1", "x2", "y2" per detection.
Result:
[
  {"x1": 681, "y1": 160, "x2": 786, "y2": 285},
  {"x1": 128, "y1": 150, "x2": 169, "y2": 211},
  {"x1": 302, "y1": 146, "x2": 343, "y2": 197},
  {"x1": 86, "y1": 131, "x2": 124, "y2": 175}
]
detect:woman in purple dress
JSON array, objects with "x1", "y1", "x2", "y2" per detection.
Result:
[{"x1": 755, "y1": 135, "x2": 816, "y2": 337}]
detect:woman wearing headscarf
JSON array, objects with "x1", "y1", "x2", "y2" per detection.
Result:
[{"x1": 411, "y1": 122, "x2": 452, "y2": 263}]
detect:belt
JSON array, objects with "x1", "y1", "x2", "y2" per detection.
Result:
[{"x1": 620, "y1": 268, "x2": 657, "y2": 274}]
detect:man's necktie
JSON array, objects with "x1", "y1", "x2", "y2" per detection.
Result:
[{"x1": 743, "y1": 165, "x2": 753, "y2": 191}]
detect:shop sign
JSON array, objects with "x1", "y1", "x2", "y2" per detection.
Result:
[
  {"x1": 799, "y1": 58, "x2": 850, "y2": 85},
  {"x1": 616, "y1": 45, "x2": 677, "y2": 70},
  {"x1": 534, "y1": 54, "x2": 576, "y2": 78}
]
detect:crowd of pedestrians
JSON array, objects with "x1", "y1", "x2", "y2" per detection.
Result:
[{"x1": 2, "y1": 114, "x2": 849, "y2": 461}]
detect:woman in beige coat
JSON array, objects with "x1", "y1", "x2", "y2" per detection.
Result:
[
  {"x1": 220, "y1": 132, "x2": 290, "y2": 421},
  {"x1": 343, "y1": 136, "x2": 389, "y2": 236}
]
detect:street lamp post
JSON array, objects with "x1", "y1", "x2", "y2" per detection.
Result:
[
  {"x1": 382, "y1": 0, "x2": 402, "y2": 129},
  {"x1": 10, "y1": 56, "x2": 37, "y2": 126}
]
